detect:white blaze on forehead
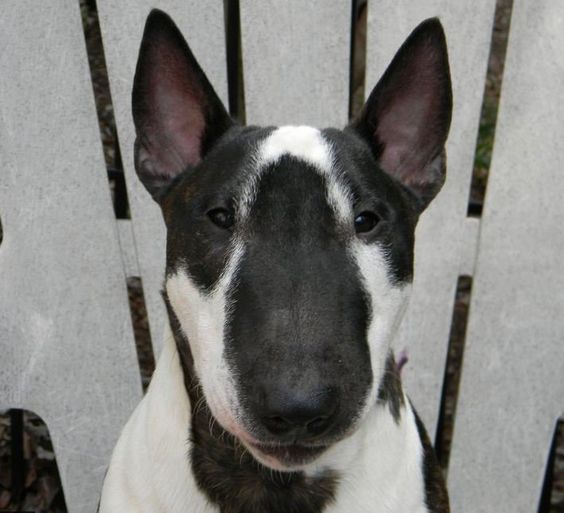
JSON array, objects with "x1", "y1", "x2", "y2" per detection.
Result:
[
  {"x1": 240, "y1": 125, "x2": 352, "y2": 222},
  {"x1": 259, "y1": 125, "x2": 332, "y2": 168}
]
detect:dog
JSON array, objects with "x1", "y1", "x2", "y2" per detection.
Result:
[{"x1": 99, "y1": 9, "x2": 452, "y2": 513}]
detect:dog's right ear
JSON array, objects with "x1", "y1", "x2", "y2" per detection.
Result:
[{"x1": 132, "y1": 9, "x2": 233, "y2": 201}]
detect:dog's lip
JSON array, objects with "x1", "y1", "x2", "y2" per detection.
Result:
[
  {"x1": 229, "y1": 427, "x2": 332, "y2": 468},
  {"x1": 248, "y1": 441, "x2": 329, "y2": 464}
]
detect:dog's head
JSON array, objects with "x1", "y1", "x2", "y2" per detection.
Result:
[{"x1": 132, "y1": 10, "x2": 451, "y2": 471}]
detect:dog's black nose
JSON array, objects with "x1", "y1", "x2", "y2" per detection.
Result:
[{"x1": 260, "y1": 388, "x2": 338, "y2": 439}]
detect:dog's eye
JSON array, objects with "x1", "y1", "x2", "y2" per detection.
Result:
[
  {"x1": 207, "y1": 208, "x2": 234, "y2": 230},
  {"x1": 354, "y1": 211, "x2": 380, "y2": 234}
]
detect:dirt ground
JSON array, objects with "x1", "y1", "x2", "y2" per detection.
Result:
[{"x1": 0, "y1": 0, "x2": 562, "y2": 511}]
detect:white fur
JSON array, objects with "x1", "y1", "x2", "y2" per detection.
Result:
[
  {"x1": 99, "y1": 324, "x2": 217, "y2": 513},
  {"x1": 165, "y1": 239, "x2": 247, "y2": 438},
  {"x1": 259, "y1": 125, "x2": 332, "y2": 169},
  {"x1": 319, "y1": 402, "x2": 428, "y2": 513},
  {"x1": 352, "y1": 240, "x2": 412, "y2": 421}
]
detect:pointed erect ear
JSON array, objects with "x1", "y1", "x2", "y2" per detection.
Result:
[
  {"x1": 132, "y1": 9, "x2": 234, "y2": 201},
  {"x1": 350, "y1": 18, "x2": 452, "y2": 212}
]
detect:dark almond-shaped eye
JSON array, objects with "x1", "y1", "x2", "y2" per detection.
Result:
[
  {"x1": 354, "y1": 211, "x2": 380, "y2": 234},
  {"x1": 207, "y1": 208, "x2": 234, "y2": 230}
]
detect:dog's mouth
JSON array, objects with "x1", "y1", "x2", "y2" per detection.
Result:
[{"x1": 247, "y1": 441, "x2": 329, "y2": 469}]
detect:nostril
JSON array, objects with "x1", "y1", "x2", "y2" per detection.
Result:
[
  {"x1": 306, "y1": 415, "x2": 331, "y2": 436},
  {"x1": 259, "y1": 387, "x2": 340, "y2": 438},
  {"x1": 262, "y1": 415, "x2": 293, "y2": 435}
]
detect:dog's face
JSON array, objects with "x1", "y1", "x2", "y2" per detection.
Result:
[{"x1": 132, "y1": 11, "x2": 451, "y2": 471}]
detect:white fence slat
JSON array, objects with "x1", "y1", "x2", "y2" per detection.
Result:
[
  {"x1": 448, "y1": 1, "x2": 564, "y2": 510},
  {"x1": 240, "y1": 0, "x2": 351, "y2": 127},
  {"x1": 117, "y1": 219, "x2": 140, "y2": 278},
  {"x1": 0, "y1": 2, "x2": 142, "y2": 512},
  {"x1": 365, "y1": 0, "x2": 497, "y2": 435},
  {"x1": 459, "y1": 217, "x2": 480, "y2": 277},
  {"x1": 97, "y1": 0, "x2": 228, "y2": 356}
]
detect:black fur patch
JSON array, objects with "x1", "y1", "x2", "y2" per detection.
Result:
[
  {"x1": 412, "y1": 407, "x2": 450, "y2": 512},
  {"x1": 377, "y1": 353, "x2": 405, "y2": 423},
  {"x1": 164, "y1": 294, "x2": 339, "y2": 513}
]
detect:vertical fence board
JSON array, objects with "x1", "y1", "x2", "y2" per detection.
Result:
[
  {"x1": 365, "y1": 0, "x2": 497, "y2": 434},
  {"x1": 97, "y1": 0, "x2": 228, "y2": 356},
  {"x1": 240, "y1": 0, "x2": 351, "y2": 127},
  {"x1": 0, "y1": 2, "x2": 141, "y2": 512},
  {"x1": 448, "y1": 1, "x2": 564, "y2": 510}
]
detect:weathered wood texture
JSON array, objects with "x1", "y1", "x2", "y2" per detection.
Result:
[
  {"x1": 0, "y1": 1, "x2": 142, "y2": 511},
  {"x1": 365, "y1": 0, "x2": 497, "y2": 436},
  {"x1": 96, "y1": 0, "x2": 228, "y2": 356},
  {"x1": 240, "y1": 0, "x2": 351, "y2": 127},
  {"x1": 448, "y1": 0, "x2": 564, "y2": 510}
]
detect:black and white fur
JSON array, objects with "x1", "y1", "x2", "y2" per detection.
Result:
[{"x1": 100, "y1": 10, "x2": 452, "y2": 513}]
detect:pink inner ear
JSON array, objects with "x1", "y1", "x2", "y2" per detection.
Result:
[
  {"x1": 157, "y1": 90, "x2": 205, "y2": 171},
  {"x1": 141, "y1": 38, "x2": 209, "y2": 176},
  {"x1": 376, "y1": 80, "x2": 442, "y2": 185}
]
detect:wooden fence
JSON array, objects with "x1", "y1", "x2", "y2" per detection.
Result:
[{"x1": 0, "y1": 1, "x2": 562, "y2": 512}]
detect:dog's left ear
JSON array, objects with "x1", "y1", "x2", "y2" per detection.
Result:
[
  {"x1": 350, "y1": 18, "x2": 452, "y2": 212},
  {"x1": 132, "y1": 9, "x2": 234, "y2": 201}
]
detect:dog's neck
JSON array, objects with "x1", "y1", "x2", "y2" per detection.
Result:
[{"x1": 163, "y1": 297, "x2": 424, "y2": 513}]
